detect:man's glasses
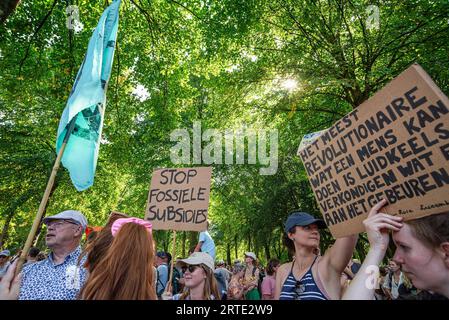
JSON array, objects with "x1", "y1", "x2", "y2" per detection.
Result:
[{"x1": 46, "y1": 220, "x2": 79, "y2": 229}]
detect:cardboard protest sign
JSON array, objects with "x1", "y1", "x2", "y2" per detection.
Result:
[
  {"x1": 145, "y1": 167, "x2": 212, "y2": 231},
  {"x1": 297, "y1": 129, "x2": 328, "y2": 154},
  {"x1": 298, "y1": 64, "x2": 449, "y2": 238}
]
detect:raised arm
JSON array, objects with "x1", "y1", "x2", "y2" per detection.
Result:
[
  {"x1": 194, "y1": 232, "x2": 206, "y2": 252},
  {"x1": 194, "y1": 241, "x2": 203, "y2": 252},
  {"x1": 342, "y1": 199, "x2": 403, "y2": 300},
  {"x1": 324, "y1": 233, "x2": 358, "y2": 276}
]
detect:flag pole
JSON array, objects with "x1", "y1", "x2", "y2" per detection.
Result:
[
  {"x1": 165, "y1": 231, "x2": 177, "y2": 293},
  {"x1": 16, "y1": 117, "x2": 77, "y2": 274}
]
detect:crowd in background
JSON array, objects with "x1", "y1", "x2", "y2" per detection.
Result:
[{"x1": 0, "y1": 202, "x2": 448, "y2": 300}]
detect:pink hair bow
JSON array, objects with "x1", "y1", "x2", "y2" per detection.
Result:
[{"x1": 111, "y1": 217, "x2": 152, "y2": 237}]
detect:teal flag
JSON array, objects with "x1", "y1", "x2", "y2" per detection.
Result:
[{"x1": 56, "y1": 0, "x2": 121, "y2": 191}]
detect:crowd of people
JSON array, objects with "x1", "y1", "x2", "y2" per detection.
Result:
[{"x1": 0, "y1": 200, "x2": 448, "y2": 300}]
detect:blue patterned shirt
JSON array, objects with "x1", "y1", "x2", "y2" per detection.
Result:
[{"x1": 19, "y1": 246, "x2": 87, "y2": 300}]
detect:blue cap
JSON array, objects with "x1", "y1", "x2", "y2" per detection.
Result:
[
  {"x1": 156, "y1": 251, "x2": 172, "y2": 263},
  {"x1": 284, "y1": 212, "x2": 327, "y2": 234},
  {"x1": 351, "y1": 262, "x2": 361, "y2": 274}
]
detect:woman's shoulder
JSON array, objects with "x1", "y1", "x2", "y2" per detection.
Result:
[
  {"x1": 278, "y1": 261, "x2": 292, "y2": 271},
  {"x1": 277, "y1": 262, "x2": 292, "y2": 277}
]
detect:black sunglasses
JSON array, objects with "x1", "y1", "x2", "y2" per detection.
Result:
[
  {"x1": 186, "y1": 265, "x2": 203, "y2": 273},
  {"x1": 294, "y1": 281, "x2": 306, "y2": 297}
]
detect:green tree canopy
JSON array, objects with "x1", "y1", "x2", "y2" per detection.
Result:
[{"x1": 1, "y1": 0, "x2": 448, "y2": 264}]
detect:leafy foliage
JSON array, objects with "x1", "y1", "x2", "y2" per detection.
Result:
[{"x1": 1, "y1": 0, "x2": 448, "y2": 264}]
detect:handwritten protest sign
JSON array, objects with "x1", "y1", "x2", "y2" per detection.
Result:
[
  {"x1": 298, "y1": 64, "x2": 449, "y2": 238},
  {"x1": 297, "y1": 129, "x2": 328, "y2": 154},
  {"x1": 145, "y1": 167, "x2": 212, "y2": 231}
]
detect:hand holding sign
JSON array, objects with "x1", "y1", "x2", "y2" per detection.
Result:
[{"x1": 362, "y1": 199, "x2": 403, "y2": 253}]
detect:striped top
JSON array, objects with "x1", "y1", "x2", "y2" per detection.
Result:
[{"x1": 279, "y1": 256, "x2": 329, "y2": 300}]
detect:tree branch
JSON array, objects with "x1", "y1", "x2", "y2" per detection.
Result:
[
  {"x1": 18, "y1": 0, "x2": 58, "y2": 75},
  {"x1": 166, "y1": 0, "x2": 202, "y2": 21}
]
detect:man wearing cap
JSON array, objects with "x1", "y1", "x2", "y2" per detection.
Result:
[
  {"x1": 275, "y1": 211, "x2": 357, "y2": 300},
  {"x1": 19, "y1": 210, "x2": 88, "y2": 300},
  {"x1": 0, "y1": 250, "x2": 11, "y2": 280}
]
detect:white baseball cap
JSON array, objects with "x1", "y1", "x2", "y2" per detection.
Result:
[
  {"x1": 178, "y1": 252, "x2": 215, "y2": 271},
  {"x1": 245, "y1": 252, "x2": 257, "y2": 261},
  {"x1": 43, "y1": 210, "x2": 88, "y2": 230}
]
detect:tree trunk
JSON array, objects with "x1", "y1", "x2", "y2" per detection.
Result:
[
  {"x1": 164, "y1": 231, "x2": 170, "y2": 253},
  {"x1": 0, "y1": 211, "x2": 15, "y2": 248},
  {"x1": 181, "y1": 231, "x2": 186, "y2": 257},
  {"x1": 272, "y1": 240, "x2": 280, "y2": 259},
  {"x1": 226, "y1": 242, "x2": 231, "y2": 266},
  {"x1": 264, "y1": 243, "x2": 271, "y2": 261},
  {"x1": 0, "y1": 0, "x2": 21, "y2": 24},
  {"x1": 188, "y1": 231, "x2": 197, "y2": 254},
  {"x1": 276, "y1": 229, "x2": 284, "y2": 259},
  {"x1": 234, "y1": 235, "x2": 238, "y2": 260},
  {"x1": 255, "y1": 244, "x2": 259, "y2": 263},
  {"x1": 0, "y1": 189, "x2": 35, "y2": 248}
]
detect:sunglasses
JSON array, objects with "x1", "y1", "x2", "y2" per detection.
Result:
[
  {"x1": 185, "y1": 265, "x2": 204, "y2": 273},
  {"x1": 294, "y1": 281, "x2": 306, "y2": 298}
]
